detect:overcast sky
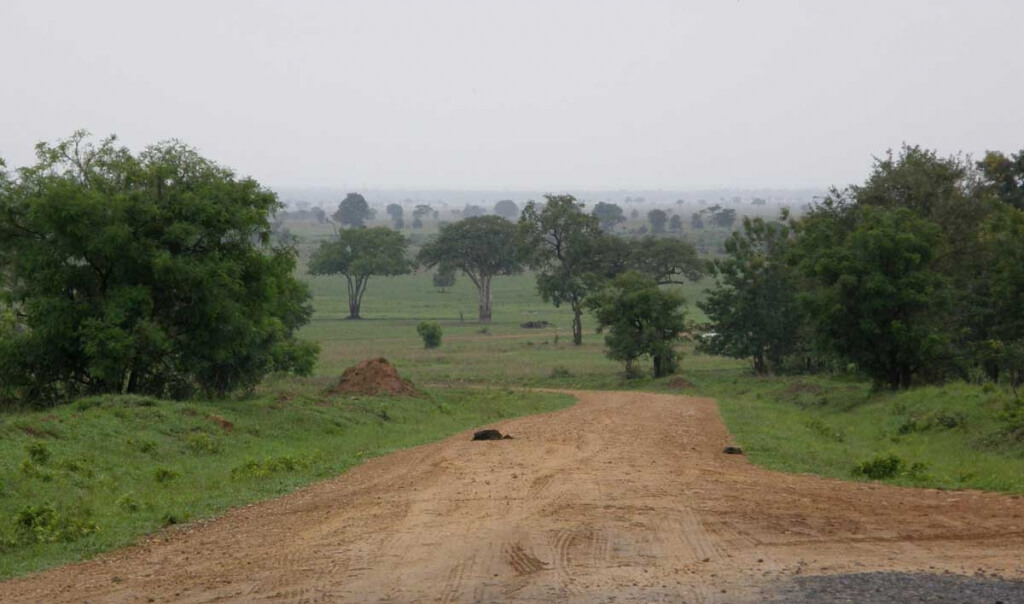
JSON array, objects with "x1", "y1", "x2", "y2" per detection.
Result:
[{"x1": 1, "y1": 0, "x2": 1021, "y2": 190}]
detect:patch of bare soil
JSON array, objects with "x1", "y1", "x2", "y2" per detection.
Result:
[
  {"x1": 328, "y1": 357, "x2": 421, "y2": 397},
  {"x1": 2, "y1": 391, "x2": 1023, "y2": 603}
]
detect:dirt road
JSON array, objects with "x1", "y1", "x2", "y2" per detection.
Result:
[{"x1": 3, "y1": 391, "x2": 1023, "y2": 603}]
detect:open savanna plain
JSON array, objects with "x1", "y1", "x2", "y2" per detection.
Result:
[{"x1": 2, "y1": 221, "x2": 1024, "y2": 602}]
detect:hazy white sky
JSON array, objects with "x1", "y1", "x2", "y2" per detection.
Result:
[{"x1": 1, "y1": 0, "x2": 1021, "y2": 190}]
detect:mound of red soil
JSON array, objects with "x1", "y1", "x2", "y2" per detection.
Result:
[{"x1": 330, "y1": 358, "x2": 422, "y2": 397}]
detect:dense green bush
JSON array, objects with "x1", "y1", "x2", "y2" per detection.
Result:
[
  {"x1": 417, "y1": 322, "x2": 442, "y2": 349},
  {"x1": 0, "y1": 132, "x2": 318, "y2": 405}
]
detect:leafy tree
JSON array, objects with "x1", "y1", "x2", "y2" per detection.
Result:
[
  {"x1": 690, "y1": 212, "x2": 704, "y2": 229},
  {"x1": 647, "y1": 209, "x2": 669, "y2": 234},
  {"x1": 412, "y1": 204, "x2": 433, "y2": 229},
  {"x1": 592, "y1": 202, "x2": 626, "y2": 231},
  {"x1": 627, "y1": 237, "x2": 705, "y2": 284},
  {"x1": 978, "y1": 149, "x2": 1024, "y2": 210},
  {"x1": 333, "y1": 193, "x2": 372, "y2": 228},
  {"x1": 386, "y1": 203, "x2": 404, "y2": 229},
  {"x1": 418, "y1": 216, "x2": 522, "y2": 322},
  {"x1": 308, "y1": 227, "x2": 412, "y2": 319},
  {"x1": 586, "y1": 272, "x2": 687, "y2": 378},
  {"x1": 519, "y1": 194, "x2": 603, "y2": 345},
  {"x1": 0, "y1": 132, "x2": 317, "y2": 404},
  {"x1": 311, "y1": 206, "x2": 327, "y2": 224},
  {"x1": 699, "y1": 215, "x2": 803, "y2": 374},
  {"x1": 669, "y1": 214, "x2": 683, "y2": 233},
  {"x1": 794, "y1": 204, "x2": 944, "y2": 389},
  {"x1": 711, "y1": 207, "x2": 737, "y2": 229},
  {"x1": 432, "y1": 266, "x2": 456, "y2": 292},
  {"x1": 493, "y1": 199, "x2": 520, "y2": 220},
  {"x1": 462, "y1": 204, "x2": 486, "y2": 218}
]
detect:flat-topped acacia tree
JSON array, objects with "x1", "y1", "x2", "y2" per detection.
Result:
[
  {"x1": 417, "y1": 215, "x2": 522, "y2": 322},
  {"x1": 308, "y1": 227, "x2": 412, "y2": 319}
]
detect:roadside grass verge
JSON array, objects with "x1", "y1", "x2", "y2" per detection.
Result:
[
  {"x1": 0, "y1": 387, "x2": 573, "y2": 580},
  {"x1": 689, "y1": 371, "x2": 1024, "y2": 493}
]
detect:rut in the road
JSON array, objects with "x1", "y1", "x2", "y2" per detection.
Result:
[{"x1": 2, "y1": 390, "x2": 1022, "y2": 603}]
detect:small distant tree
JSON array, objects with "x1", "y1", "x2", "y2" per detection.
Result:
[
  {"x1": 648, "y1": 209, "x2": 669, "y2": 234},
  {"x1": 586, "y1": 272, "x2": 687, "y2": 378},
  {"x1": 630, "y1": 208, "x2": 639, "y2": 220},
  {"x1": 386, "y1": 203, "x2": 404, "y2": 229},
  {"x1": 712, "y1": 207, "x2": 738, "y2": 229},
  {"x1": 418, "y1": 216, "x2": 522, "y2": 322},
  {"x1": 627, "y1": 237, "x2": 705, "y2": 284},
  {"x1": 333, "y1": 193, "x2": 372, "y2": 228},
  {"x1": 308, "y1": 227, "x2": 413, "y2": 319},
  {"x1": 417, "y1": 322, "x2": 442, "y2": 349},
  {"x1": 592, "y1": 202, "x2": 626, "y2": 231},
  {"x1": 412, "y1": 204, "x2": 433, "y2": 229},
  {"x1": 432, "y1": 267, "x2": 456, "y2": 292},
  {"x1": 462, "y1": 204, "x2": 486, "y2": 218},
  {"x1": 668, "y1": 214, "x2": 683, "y2": 233},
  {"x1": 311, "y1": 207, "x2": 327, "y2": 224},
  {"x1": 493, "y1": 199, "x2": 520, "y2": 220},
  {"x1": 691, "y1": 212, "x2": 704, "y2": 229}
]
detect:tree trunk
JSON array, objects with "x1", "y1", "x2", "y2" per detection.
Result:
[
  {"x1": 477, "y1": 275, "x2": 492, "y2": 322},
  {"x1": 346, "y1": 276, "x2": 363, "y2": 319},
  {"x1": 571, "y1": 303, "x2": 583, "y2": 346}
]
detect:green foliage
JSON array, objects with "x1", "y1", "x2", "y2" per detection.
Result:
[
  {"x1": 153, "y1": 467, "x2": 180, "y2": 483},
  {"x1": 586, "y1": 272, "x2": 688, "y2": 378},
  {"x1": 647, "y1": 208, "x2": 668, "y2": 233},
  {"x1": 416, "y1": 321, "x2": 442, "y2": 349},
  {"x1": 852, "y1": 454, "x2": 905, "y2": 479},
  {"x1": 332, "y1": 193, "x2": 372, "y2": 227},
  {"x1": 493, "y1": 199, "x2": 519, "y2": 220},
  {"x1": 308, "y1": 226, "x2": 412, "y2": 319},
  {"x1": 432, "y1": 267, "x2": 456, "y2": 292},
  {"x1": 699, "y1": 215, "x2": 803, "y2": 374},
  {"x1": 978, "y1": 149, "x2": 1024, "y2": 211},
  {"x1": 11, "y1": 504, "x2": 98, "y2": 546},
  {"x1": 0, "y1": 132, "x2": 317, "y2": 404},
  {"x1": 591, "y1": 202, "x2": 625, "y2": 231},
  {"x1": 795, "y1": 203, "x2": 945, "y2": 389},
  {"x1": 418, "y1": 215, "x2": 523, "y2": 322},
  {"x1": 627, "y1": 236, "x2": 705, "y2": 284}
]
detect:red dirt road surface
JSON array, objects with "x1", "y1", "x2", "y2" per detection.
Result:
[{"x1": 2, "y1": 391, "x2": 1023, "y2": 602}]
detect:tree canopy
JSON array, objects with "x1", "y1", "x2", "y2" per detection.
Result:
[
  {"x1": 493, "y1": 199, "x2": 520, "y2": 220},
  {"x1": 308, "y1": 227, "x2": 412, "y2": 319},
  {"x1": 417, "y1": 215, "x2": 522, "y2": 322},
  {"x1": 592, "y1": 202, "x2": 626, "y2": 231},
  {"x1": 333, "y1": 193, "x2": 372, "y2": 228},
  {"x1": 0, "y1": 132, "x2": 317, "y2": 405},
  {"x1": 587, "y1": 272, "x2": 687, "y2": 378}
]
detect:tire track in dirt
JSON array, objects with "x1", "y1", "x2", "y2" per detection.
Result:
[{"x1": 2, "y1": 390, "x2": 1023, "y2": 603}]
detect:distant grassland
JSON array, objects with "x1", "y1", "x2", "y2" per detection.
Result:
[{"x1": 0, "y1": 387, "x2": 573, "y2": 579}]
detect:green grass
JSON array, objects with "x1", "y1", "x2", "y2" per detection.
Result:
[
  {"x1": 693, "y1": 372, "x2": 1024, "y2": 493},
  {"x1": 0, "y1": 387, "x2": 573, "y2": 579}
]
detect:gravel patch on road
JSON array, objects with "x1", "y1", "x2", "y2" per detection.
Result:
[{"x1": 761, "y1": 571, "x2": 1024, "y2": 603}]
